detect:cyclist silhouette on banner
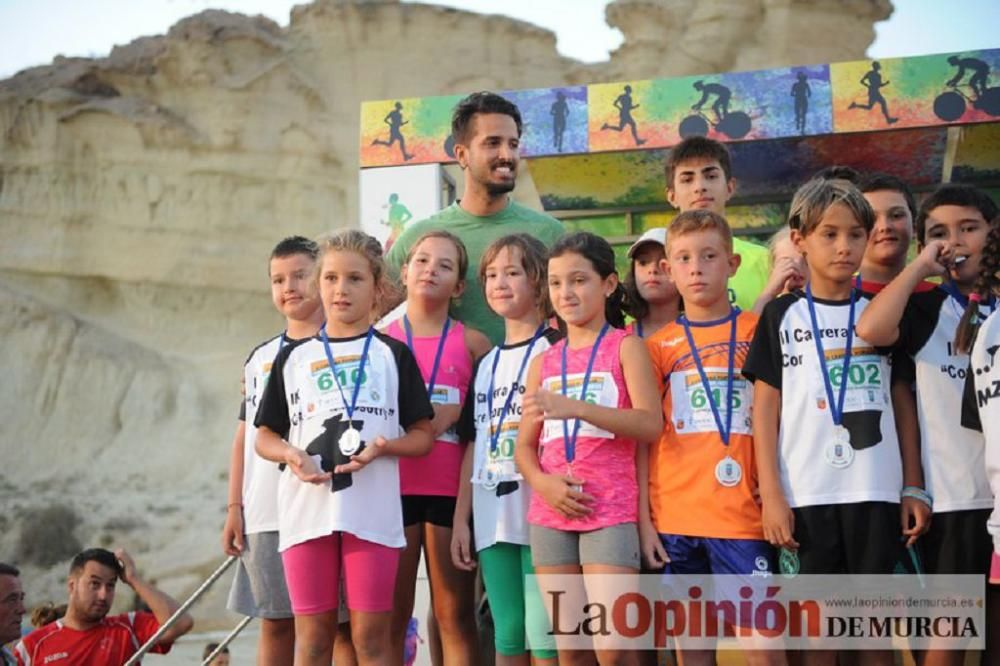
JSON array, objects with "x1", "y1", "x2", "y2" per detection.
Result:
[
  {"x1": 947, "y1": 55, "x2": 990, "y2": 97},
  {"x1": 932, "y1": 54, "x2": 1000, "y2": 121},
  {"x1": 680, "y1": 80, "x2": 752, "y2": 139}
]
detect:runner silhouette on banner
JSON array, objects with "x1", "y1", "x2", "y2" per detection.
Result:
[
  {"x1": 372, "y1": 101, "x2": 414, "y2": 161},
  {"x1": 848, "y1": 61, "x2": 898, "y2": 125},
  {"x1": 791, "y1": 71, "x2": 811, "y2": 134},
  {"x1": 601, "y1": 85, "x2": 645, "y2": 145}
]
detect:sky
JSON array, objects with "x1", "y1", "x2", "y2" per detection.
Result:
[{"x1": 0, "y1": 0, "x2": 997, "y2": 80}]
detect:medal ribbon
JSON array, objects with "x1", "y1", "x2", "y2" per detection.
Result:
[
  {"x1": 679, "y1": 308, "x2": 739, "y2": 445},
  {"x1": 403, "y1": 315, "x2": 451, "y2": 397},
  {"x1": 805, "y1": 275, "x2": 859, "y2": 427},
  {"x1": 320, "y1": 326, "x2": 375, "y2": 425},
  {"x1": 561, "y1": 322, "x2": 611, "y2": 464},
  {"x1": 487, "y1": 324, "x2": 546, "y2": 455},
  {"x1": 635, "y1": 321, "x2": 644, "y2": 339},
  {"x1": 941, "y1": 280, "x2": 996, "y2": 315}
]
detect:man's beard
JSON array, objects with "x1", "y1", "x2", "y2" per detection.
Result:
[{"x1": 484, "y1": 179, "x2": 515, "y2": 197}]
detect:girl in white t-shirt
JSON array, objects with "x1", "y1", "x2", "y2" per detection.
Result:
[
  {"x1": 254, "y1": 230, "x2": 434, "y2": 665},
  {"x1": 957, "y1": 217, "x2": 1000, "y2": 589},
  {"x1": 453, "y1": 233, "x2": 561, "y2": 665}
]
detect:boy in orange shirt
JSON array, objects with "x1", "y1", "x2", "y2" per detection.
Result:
[{"x1": 644, "y1": 210, "x2": 781, "y2": 666}]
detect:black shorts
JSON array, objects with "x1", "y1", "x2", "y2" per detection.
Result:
[
  {"x1": 792, "y1": 502, "x2": 904, "y2": 574},
  {"x1": 401, "y1": 495, "x2": 456, "y2": 528},
  {"x1": 917, "y1": 508, "x2": 992, "y2": 575}
]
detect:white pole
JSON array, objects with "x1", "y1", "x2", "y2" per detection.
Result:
[
  {"x1": 124, "y1": 555, "x2": 237, "y2": 666},
  {"x1": 201, "y1": 615, "x2": 253, "y2": 665}
]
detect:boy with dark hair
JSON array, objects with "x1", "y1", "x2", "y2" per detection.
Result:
[
  {"x1": 745, "y1": 178, "x2": 905, "y2": 664},
  {"x1": 387, "y1": 92, "x2": 564, "y2": 345},
  {"x1": 858, "y1": 183, "x2": 998, "y2": 666},
  {"x1": 856, "y1": 172, "x2": 933, "y2": 551},
  {"x1": 220, "y1": 235, "x2": 324, "y2": 664},
  {"x1": 15, "y1": 548, "x2": 192, "y2": 665},
  {"x1": 663, "y1": 137, "x2": 772, "y2": 313}
]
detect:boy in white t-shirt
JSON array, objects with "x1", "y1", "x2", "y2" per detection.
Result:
[
  {"x1": 743, "y1": 178, "x2": 908, "y2": 664},
  {"x1": 220, "y1": 236, "x2": 324, "y2": 663}
]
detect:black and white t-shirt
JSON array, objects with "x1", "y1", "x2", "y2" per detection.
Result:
[
  {"x1": 457, "y1": 328, "x2": 561, "y2": 551},
  {"x1": 743, "y1": 291, "x2": 902, "y2": 508},
  {"x1": 239, "y1": 333, "x2": 287, "y2": 534},
  {"x1": 255, "y1": 330, "x2": 434, "y2": 552},
  {"x1": 899, "y1": 288, "x2": 995, "y2": 512},
  {"x1": 961, "y1": 309, "x2": 1000, "y2": 551}
]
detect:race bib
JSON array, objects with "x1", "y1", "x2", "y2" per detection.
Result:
[
  {"x1": 476, "y1": 421, "x2": 522, "y2": 483},
  {"x1": 814, "y1": 349, "x2": 888, "y2": 412},
  {"x1": 670, "y1": 369, "x2": 752, "y2": 435},
  {"x1": 429, "y1": 384, "x2": 461, "y2": 443},
  {"x1": 307, "y1": 354, "x2": 386, "y2": 414},
  {"x1": 540, "y1": 371, "x2": 618, "y2": 442}
]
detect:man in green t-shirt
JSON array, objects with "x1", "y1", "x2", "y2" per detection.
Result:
[
  {"x1": 662, "y1": 136, "x2": 772, "y2": 311},
  {"x1": 386, "y1": 92, "x2": 564, "y2": 344}
]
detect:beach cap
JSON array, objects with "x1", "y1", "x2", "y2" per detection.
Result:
[{"x1": 627, "y1": 227, "x2": 667, "y2": 259}]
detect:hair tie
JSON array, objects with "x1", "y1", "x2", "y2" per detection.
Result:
[{"x1": 969, "y1": 293, "x2": 982, "y2": 303}]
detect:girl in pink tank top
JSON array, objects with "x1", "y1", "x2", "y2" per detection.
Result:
[
  {"x1": 384, "y1": 230, "x2": 490, "y2": 664},
  {"x1": 514, "y1": 232, "x2": 664, "y2": 658}
]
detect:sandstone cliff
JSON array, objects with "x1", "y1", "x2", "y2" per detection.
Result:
[{"x1": 0, "y1": 0, "x2": 891, "y2": 625}]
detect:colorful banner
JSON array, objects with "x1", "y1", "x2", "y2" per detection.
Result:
[
  {"x1": 361, "y1": 95, "x2": 463, "y2": 167},
  {"x1": 504, "y1": 86, "x2": 588, "y2": 156},
  {"x1": 832, "y1": 50, "x2": 1000, "y2": 133},
  {"x1": 360, "y1": 49, "x2": 1000, "y2": 169},
  {"x1": 358, "y1": 164, "x2": 443, "y2": 251},
  {"x1": 588, "y1": 66, "x2": 833, "y2": 151}
]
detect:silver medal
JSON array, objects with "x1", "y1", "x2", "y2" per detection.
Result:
[
  {"x1": 714, "y1": 456, "x2": 742, "y2": 487},
  {"x1": 339, "y1": 428, "x2": 362, "y2": 456},
  {"x1": 482, "y1": 462, "x2": 501, "y2": 490},
  {"x1": 825, "y1": 426, "x2": 853, "y2": 468}
]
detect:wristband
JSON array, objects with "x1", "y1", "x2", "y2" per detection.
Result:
[
  {"x1": 900, "y1": 486, "x2": 932, "y2": 509},
  {"x1": 226, "y1": 502, "x2": 243, "y2": 510},
  {"x1": 969, "y1": 293, "x2": 982, "y2": 304}
]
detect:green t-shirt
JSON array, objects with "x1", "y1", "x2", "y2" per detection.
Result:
[
  {"x1": 729, "y1": 237, "x2": 770, "y2": 311},
  {"x1": 386, "y1": 200, "x2": 565, "y2": 345}
]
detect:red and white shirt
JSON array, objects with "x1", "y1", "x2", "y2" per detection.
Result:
[{"x1": 15, "y1": 612, "x2": 170, "y2": 665}]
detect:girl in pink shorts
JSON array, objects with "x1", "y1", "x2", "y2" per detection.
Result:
[{"x1": 255, "y1": 230, "x2": 435, "y2": 665}]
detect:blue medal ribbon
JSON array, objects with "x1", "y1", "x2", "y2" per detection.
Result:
[
  {"x1": 561, "y1": 322, "x2": 611, "y2": 464},
  {"x1": 487, "y1": 324, "x2": 546, "y2": 455},
  {"x1": 319, "y1": 326, "x2": 375, "y2": 424},
  {"x1": 403, "y1": 314, "x2": 451, "y2": 396},
  {"x1": 940, "y1": 280, "x2": 996, "y2": 313},
  {"x1": 679, "y1": 308, "x2": 739, "y2": 445},
  {"x1": 635, "y1": 321, "x2": 644, "y2": 339},
  {"x1": 805, "y1": 276, "x2": 860, "y2": 427}
]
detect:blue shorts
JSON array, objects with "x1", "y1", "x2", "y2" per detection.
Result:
[
  {"x1": 659, "y1": 534, "x2": 775, "y2": 576},
  {"x1": 659, "y1": 535, "x2": 776, "y2": 630}
]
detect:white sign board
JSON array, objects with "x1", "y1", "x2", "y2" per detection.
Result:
[{"x1": 359, "y1": 164, "x2": 443, "y2": 253}]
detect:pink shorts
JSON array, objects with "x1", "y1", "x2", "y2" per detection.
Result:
[
  {"x1": 990, "y1": 551, "x2": 1000, "y2": 585},
  {"x1": 281, "y1": 532, "x2": 400, "y2": 614}
]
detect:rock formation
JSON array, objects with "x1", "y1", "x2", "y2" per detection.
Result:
[{"x1": 0, "y1": 0, "x2": 892, "y2": 626}]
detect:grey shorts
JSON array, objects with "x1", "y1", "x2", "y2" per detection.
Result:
[
  {"x1": 227, "y1": 531, "x2": 293, "y2": 619},
  {"x1": 530, "y1": 523, "x2": 640, "y2": 569}
]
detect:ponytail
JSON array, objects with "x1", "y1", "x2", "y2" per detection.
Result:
[
  {"x1": 606, "y1": 281, "x2": 627, "y2": 329},
  {"x1": 954, "y1": 217, "x2": 1000, "y2": 354}
]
